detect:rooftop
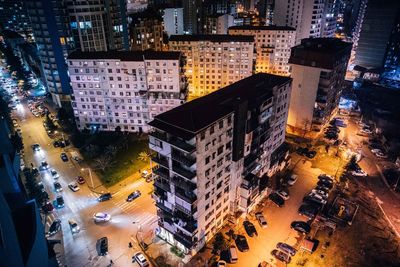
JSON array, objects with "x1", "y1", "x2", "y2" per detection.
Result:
[
  {"x1": 169, "y1": 34, "x2": 254, "y2": 43},
  {"x1": 229, "y1": 25, "x2": 296, "y2": 31},
  {"x1": 289, "y1": 38, "x2": 352, "y2": 69},
  {"x1": 149, "y1": 73, "x2": 291, "y2": 139},
  {"x1": 67, "y1": 50, "x2": 181, "y2": 61}
]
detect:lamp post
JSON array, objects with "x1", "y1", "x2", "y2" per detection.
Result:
[{"x1": 82, "y1": 168, "x2": 94, "y2": 188}]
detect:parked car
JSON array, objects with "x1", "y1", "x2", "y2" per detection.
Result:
[
  {"x1": 54, "y1": 181, "x2": 62, "y2": 192},
  {"x1": 243, "y1": 220, "x2": 258, "y2": 237},
  {"x1": 375, "y1": 151, "x2": 388, "y2": 159},
  {"x1": 255, "y1": 212, "x2": 267, "y2": 228},
  {"x1": 42, "y1": 201, "x2": 54, "y2": 213},
  {"x1": 311, "y1": 189, "x2": 329, "y2": 198},
  {"x1": 142, "y1": 170, "x2": 152, "y2": 182},
  {"x1": 47, "y1": 219, "x2": 61, "y2": 237},
  {"x1": 96, "y1": 237, "x2": 108, "y2": 256},
  {"x1": 51, "y1": 169, "x2": 59, "y2": 179},
  {"x1": 317, "y1": 180, "x2": 333, "y2": 189},
  {"x1": 32, "y1": 143, "x2": 40, "y2": 151},
  {"x1": 276, "y1": 242, "x2": 297, "y2": 256},
  {"x1": 305, "y1": 150, "x2": 317, "y2": 158},
  {"x1": 298, "y1": 203, "x2": 320, "y2": 219},
  {"x1": 217, "y1": 260, "x2": 227, "y2": 267},
  {"x1": 276, "y1": 188, "x2": 290, "y2": 200},
  {"x1": 287, "y1": 174, "x2": 298, "y2": 186},
  {"x1": 235, "y1": 235, "x2": 249, "y2": 252},
  {"x1": 126, "y1": 190, "x2": 141, "y2": 202},
  {"x1": 41, "y1": 161, "x2": 49, "y2": 170},
  {"x1": 269, "y1": 192, "x2": 285, "y2": 207},
  {"x1": 77, "y1": 176, "x2": 85, "y2": 184},
  {"x1": 351, "y1": 169, "x2": 368, "y2": 177},
  {"x1": 68, "y1": 219, "x2": 80, "y2": 233},
  {"x1": 133, "y1": 251, "x2": 149, "y2": 267},
  {"x1": 97, "y1": 193, "x2": 112, "y2": 202},
  {"x1": 93, "y1": 212, "x2": 111, "y2": 223},
  {"x1": 271, "y1": 249, "x2": 291, "y2": 264},
  {"x1": 290, "y1": 221, "x2": 311, "y2": 234},
  {"x1": 60, "y1": 152, "x2": 68, "y2": 162},
  {"x1": 56, "y1": 195, "x2": 64, "y2": 208},
  {"x1": 360, "y1": 128, "x2": 372, "y2": 134},
  {"x1": 315, "y1": 185, "x2": 330, "y2": 193},
  {"x1": 68, "y1": 182, "x2": 80, "y2": 192}
]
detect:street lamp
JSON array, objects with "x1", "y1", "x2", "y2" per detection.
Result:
[{"x1": 81, "y1": 168, "x2": 94, "y2": 188}]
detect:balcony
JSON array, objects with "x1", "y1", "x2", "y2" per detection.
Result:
[
  {"x1": 154, "y1": 177, "x2": 171, "y2": 192},
  {"x1": 175, "y1": 187, "x2": 197, "y2": 204},
  {"x1": 172, "y1": 150, "x2": 196, "y2": 167},
  {"x1": 156, "y1": 201, "x2": 173, "y2": 214},
  {"x1": 169, "y1": 138, "x2": 196, "y2": 154},
  {"x1": 174, "y1": 214, "x2": 198, "y2": 234},
  {"x1": 153, "y1": 166, "x2": 170, "y2": 180},
  {"x1": 172, "y1": 164, "x2": 196, "y2": 180},
  {"x1": 152, "y1": 155, "x2": 169, "y2": 168},
  {"x1": 174, "y1": 231, "x2": 194, "y2": 249},
  {"x1": 172, "y1": 176, "x2": 196, "y2": 191},
  {"x1": 149, "y1": 130, "x2": 168, "y2": 142}
]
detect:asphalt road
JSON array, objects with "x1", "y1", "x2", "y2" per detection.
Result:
[{"x1": 14, "y1": 100, "x2": 157, "y2": 267}]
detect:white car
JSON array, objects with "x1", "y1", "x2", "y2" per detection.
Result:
[
  {"x1": 68, "y1": 182, "x2": 80, "y2": 192},
  {"x1": 276, "y1": 189, "x2": 290, "y2": 200},
  {"x1": 311, "y1": 189, "x2": 329, "y2": 198},
  {"x1": 371, "y1": 148, "x2": 383, "y2": 154},
  {"x1": 217, "y1": 260, "x2": 227, "y2": 267},
  {"x1": 360, "y1": 128, "x2": 372, "y2": 134},
  {"x1": 351, "y1": 169, "x2": 368, "y2": 177},
  {"x1": 133, "y1": 252, "x2": 149, "y2": 267},
  {"x1": 308, "y1": 192, "x2": 328, "y2": 204},
  {"x1": 287, "y1": 174, "x2": 298, "y2": 186},
  {"x1": 93, "y1": 212, "x2": 111, "y2": 223},
  {"x1": 374, "y1": 151, "x2": 388, "y2": 159},
  {"x1": 255, "y1": 212, "x2": 268, "y2": 228}
]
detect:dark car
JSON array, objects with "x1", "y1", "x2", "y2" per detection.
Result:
[
  {"x1": 53, "y1": 140, "x2": 61, "y2": 147},
  {"x1": 276, "y1": 242, "x2": 297, "y2": 256},
  {"x1": 126, "y1": 190, "x2": 141, "y2": 202},
  {"x1": 318, "y1": 174, "x2": 333, "y2": 183},
  {"x1": 296, "y1": 147, "x2": 308, "y2": 156},
  {"x1": 77, "y1": 176, "x2": 85, "y2": 184},
  {"x1": 271, "y1": 249, "x2": 291, "y2": 264},
  {"x1": 290, "y1": 221, "x2": 311, "y2": 234},
  {"x1": 243, "y1": 220, "x2": 258, "y2": 237},
  {"x1": 54, "y1": 181, "x2": 62, "y2": 192},
  {"x1": 235, "y1": 235, "x2": 249, "y2": 252},
  {"x1": 56, "y1": 195, "x2": 65, "y2": 208},
  {"x1": 269, "y1": 192, "x2": 285, "y2": 207},
  {"x1": 298, "y1": 203, "x2": 320, "y2": 219},
  {"x1": 315, "y1": 185, "x2": 330, "y2": 193},
  {"x1": 98, "y1": 193, "x2": 112, "y2": 202},
  {"x1": 42, "y1": 201, "x2": 54, "y2": 213},
  {"x1": 47, "y1": 219, "x2": 61, "y2": 237},
  {"x1": 41, "y1": 161, "x2": 49, "y2": 170},
  {"x1": 96, "y1": 237, "x2": 108, "y2": 256},
  {"x1": 317, "y1": 180, "x2": 333, "y2": 189},
  {"x1": 60, "y1": 152, "x2": 68, "y2": 162},
  {"x1": 305, "y1": 150, "x2": 316, "y2": 158}
]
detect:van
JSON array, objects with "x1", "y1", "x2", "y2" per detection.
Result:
[{"x1": 229, "y1": 245, "x2": 238, "y2": 263}]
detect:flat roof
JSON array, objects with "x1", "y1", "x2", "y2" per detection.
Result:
[
  {"x1": 68, "y1": 51, "x2": 181, "y2": 61},
  {"x1": 169, "y1": 34, "x2": 254, "y2": 43},
  {"x1": 149, "y1": 73, "x2": 291, "y2": 139},
  {"x1": 229, "y1": 25, "x2": 296, "y2": 31}
]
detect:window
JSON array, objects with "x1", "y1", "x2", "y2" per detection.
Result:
[
  {"x1": 205, "y1": 156, "x2": 210, "y2": 164},
  {"x1": 205, "y1": 192, "x2": 210, "y2": 200},
  {"x1": 217, "y1": 146, "x2": 223, "y2": 155},
  {"x1": 200, "y1": 131, "x2": 205, "y2": 140},
  {"x1": 210, "y1": 126, "x2": 214, "y2": 135},
  {"x1": 219, "y1": 120, "x2": 223, "y2": 129}
]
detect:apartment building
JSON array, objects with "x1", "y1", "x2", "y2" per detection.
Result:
[
  {"x1": 287, "y1": 38, "x2": 352, "y2": 134},
  {"x1": 129, "y1": 9, "x2": 165, "y2": 51},
  {"x1": 68, "y1": 50, "x2": 187, "y2": 132},
  {"x1": 203, "y1": 14, "x2": 234, "y2": 35},
  {"x1": 228, "y1": 25, "x2": 296, "y2": 76},
  {"x1": 169, "y1": 35, "x2": 254, "y2": 98},
  {"x1": 163, "y1": 8, "x2": 184, "y2": 36},
  {"x1": 149, "y1": 73, "x2": 292, "y2": 256},
  {"x1": 274, "y1": 0, "x2": 325, "y2": 44}
]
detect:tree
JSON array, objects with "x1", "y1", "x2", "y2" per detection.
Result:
[
  {"x1": 85, "y1": 144, "x2": 99, "y2": 158},
  {"x1": 212, "y1": 232, "x2": 226, "y2": 254},
  {"x1": 138, "y1": 151, "x2": 151, "y2": 162},
  {"x1": 94, "y1": 154, "x2": 113, "y2": 172},
  {"x1": 347, "y1": 155, "x2": 358, "y2": 171},
  {"x1": 105, "y1": 145, "x2": 118, "y2": 157},
  {"x1": 10, "y1": 133, "x2": 23, "y2": 152},
  {"x1": 45, "y1": 114, "x2": 57, "y2": 131}
]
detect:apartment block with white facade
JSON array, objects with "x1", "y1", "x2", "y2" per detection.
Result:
[
  {"x1": 67, "y1": 50, "x2": 187, "y2": 132},
  {"x1": 163, "y1": 8, "x2": 184, "y2": 36},
  {"x1": 228, "y1": 25, "x2": 296, "y2": 76},
  {"x1": 148, "y1": 73, "x2": 292, "y2": 257},
  {"x1": 169, "y1": 35, "x2": 254, "y2": 98}
]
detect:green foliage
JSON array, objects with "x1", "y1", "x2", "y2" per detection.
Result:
[
  {"x1": 212, "y1": 232, "x2": 226, "y2": 254},
  {"x1": 10, "y1": 133, "x2": 23, "y2": 152},
  {"x1": 23, "y1": 168, "x2": 48, "y2": 205},
  {"x1": 170, "y1": 246, "x2": 185, "y2": 258},
  {"x1": 347, "y1": 155, "x2": 359, "y2": 171}
]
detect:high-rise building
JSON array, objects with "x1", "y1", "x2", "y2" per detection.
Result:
[
  {"x1": 129, "y1": 9, "x2": 166, "y2": 51},
  {"x1": 182, "y1": 0, "x2": 202, "y2": 34},
  {"x1": 169, "y1": 35, "x2": 255, "y2": 98},
  {"x1": 26, "y1": 0, "x2": 74, "y2": 106},
  {"x1": 0, "y1": 0, "x2": 32, "y2": 36},
  {"x1": 287, "y1": 38, "x2": 352, "y2": 133},
  {"x1": 274, "y1": 0, "x2": 325, "y2": 44},
  {"x1": 321, "y1": 0, "x2": 337, "y2": 37},
  {"x1": 68, "y1": 51, "x2": 187, "y2": 132},
  {"x1": 149, "y1": 73, "x2": 292, "y2": 257},
  {"x1": 229, "y1": 25, "x2": 296, "y2": 76},
  {"x1": 163, "y1": 8, "x2": 184, "y2": 36},
  {"x1": 352, "y1": 0, "x2": 400, "y2": 69},
  {"x1": 383, "y1": 11, "x2": 400, "y2": 80},
  {"x1": 127, "y1": 0, "x2": 148, "y2": 14},
  {"x1": 67, "y1": 0, "x2": 129, "y2": 52},
  {"x1": 203, "y1": 14, "x2": 234, "y2": 34}
]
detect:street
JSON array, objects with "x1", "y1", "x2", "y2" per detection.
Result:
[{"x1": 14, "y1": 98, "x2": 157, "y2": 267}]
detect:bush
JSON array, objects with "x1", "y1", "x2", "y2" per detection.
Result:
[
  {"x1": 170, "y1": 246, "x2": 185, "y2": 258},
  {"x1": 212, "y1": 232, "x2": 226, "y2": 254}
]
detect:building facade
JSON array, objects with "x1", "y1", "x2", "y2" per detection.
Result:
[
  {"x1": 67, "y1": 0, "x2": 129, "y2": 52},
  {"x1": 163, "y1": 8, "x2": 184, "y2": 36},
  {"x1": 68, "y1": 51, "x2": 187, "y2": 132},
  {"x1": 149, "y1": 73, "x2": 292, "y2": 257},
  {"x1": 274, "y1": 0, "x2": 325, "y2": 44},
  {"x1": 129, "y1": 9, "x2": 166, "y2": 51},
  {"x1": 203, "y1": 14, "x2": 234, "y2": 35},
  {"x1": 320, "y1": 0, "x2": 337, "y2": 38},
  {"x1": 169, "y1": 35, "x2": 254, "y2": 98},
  {"x1": 26, "y1": 0, "x2": 74, "y2": 106},
  {"x1": 0, "y1": 0, "x2": 32, "y2": 36},
  {"x1": 229, "y1": 25, "x2": 296, "y2": 76},
  {"x1": 287, "y1": 38, "x2": 352, "y2": 133}
]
